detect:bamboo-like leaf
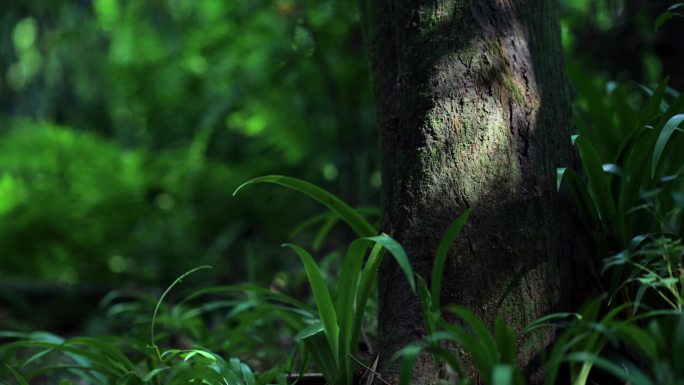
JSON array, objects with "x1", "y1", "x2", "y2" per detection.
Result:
[
  {"x1": 612, "y1": 323, "x2": 657, "y2": 363},
  {"x1": 618, "y1": 129, "x2": 658, "y2": 235},
  {"x1": 240, "y1": 361, "x2": 257, "y2": 385},
  {"x1": 556, "y1": 167, "x2": 600, "y2": 227},
  {"x1": 495, "y1": 319, "x2": 516, "y2": 365},
  {"x1": 350, "y1": 242, "x2": 384, "y2": 361},
  {"x1": 313, "y1": 216, "x2": 339, "y2": 250},
  {"x1": 301, "y1": 328, "x2": 340, "y2": 385},
  {"x1": 284, "y1": 244, "x2": 339, "y2": 361},
  {"x1": 440, "y1": 321, "x2": 494, "y2": 376},
  {"x1": 336, "y1": 239, "x2": 368, "y2": 369},
  {"x1": 602, "y1": 163, "x2": 627, "y2": 179},
  {"x1": 364, "y1": 234, "x2": 415, "y2": 292},
  {"x1": 416, "y1": 275, "x2": 433, "y2": 333},
  {"x1": 234, "y1": 175, "x2": 376, "y2": 237},
  {"x1": 637, "y1": 79, "x2": 668, "y2": 128},
  {"x1": 565, "y1": 352, "x2": 652, "y2": 385},
  {"x1": 651, "y1": 114, "x2": 684, "y2": 177},
  {"x1": 432, "y1": 209, "x2": 471, "y2": 312},
  {"x1": 70, "y1": 336, "x2": 136, "y2": 372},
  {"x1": 491, "y1": 365, "x2": 514, "y2": 385},
  {"x1": 521, "y1": 312, "x2": 579, "y2": 335},
  {"x1": 151, "y1": 265, "x2": 212, "y2": 351},
  {"x1": 396, "y1": 344, "x2": 424, "y2": 385},
  {"x1": 447, "y1": 306, "x2": 498, "y2": 363},
  {"x1": 655, "y1": 3, "x2": 684, "y2": 30},
  {"x1": 573, "y1": 136, "x2": 618, "y2": 234},
  {"x1": 6, "y1": 365, "x2": 30, "y2": 385}
]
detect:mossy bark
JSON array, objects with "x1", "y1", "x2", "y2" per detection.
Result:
[{"x1": 362, "y1": 0, "x2": 596, "y2": 383}]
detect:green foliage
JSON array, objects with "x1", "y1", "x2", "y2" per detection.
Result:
[
  {"x1": 559, "y1": 75, "x2": 684, "y2": 251},
  {"x1": 240, "y1": 175, "x2": 412, "y2": 385},
  {"x1": 396, "y1": 306, "x2": 523, "y2": 385},
  {"x1": 558, "y1": 74, "x2": 684, "y2": 311},
  {"x1": 0, "y1": 268, "x2": 289, "y2": 385},
  {"x1": 234, "y1": 175, "x2": 377, "y2": 239},
  {"x1": 0, "y1": 0, "x2": 380, "y2": 288},
  {"x1": 289, "y1": 236, "x2": 413, "y2": 385},
  {"x1": 655, "y1": 3, "x2": 684, "y2": 31}
]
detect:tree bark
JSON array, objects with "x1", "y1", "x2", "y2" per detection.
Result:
[{"x1": 361, "y1": 0, "x2": 595, "y2": 383}]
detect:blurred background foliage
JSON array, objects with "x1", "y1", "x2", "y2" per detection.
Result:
[
  {"x1": 0, "y1": 0, "x2": 680, "y2": 331},
  {"x1": 0, "y1": 0, "x2": 379, "y2": 293}
]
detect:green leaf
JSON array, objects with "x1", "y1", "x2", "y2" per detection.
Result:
[
  {"x1": 495, "y1": 319, "x2": 516, "y2": 365},
  {"x1": 240, "y1": 361, "x2": 257, "y2": 385},
  {"x1": 491, "y1": 365, "x2": 513, "y2": 385},
  {"x1": 350, "y1": 242, "x2": 383, "y2": 360},
  {"x1": 521, "y1": 312, "x2": 579, "y2": 335},
  {"x1": 602, "y1": 163, "x2": 627, "y2": 179},
  {"x1": 302, "y1": 328, "x2": 340, "y2": 385},
  {"x1": 565, "y1": 352, "x2": 652, "y2": 385},
  {"x1": 364, "y1": 234, "x2": 415, "y2": 293},
  {"x1": 439, "y1": 321, "x2": 494, "y2": 376},
  {"x1": 143, "y1": 367, "x2": 169, "y2": 381},
  {"x1": 447, "y1": 306, "x2": 498, "y2": 363},
  {"x1": 431, "y1": 209, "x2": 471, "y2": 312},
  {"x1": 150, "y1": 265, "x2": 212, "y2": 353},
  {"x1": 556, "y1": 167, "x2": 600, "y2": 227},
  {"x1": 637, "y1": 79, "x2": 668, "y2": 128},
  {"x1": 416, "y1": 275, "x2": 435, "y2": 335},
  {"x1": 284, "y1": 244, "x2": 339, "y2": 361},
  {"x1": 651, "y1": 114, "x2": 684, "y2": 177},
  {"x1": 234, "y1": 175, "x2": 377, "y2": 237},
  {"x1": 6, "y1": 365, "x2": 30, "y2": 385},
  {"x1": 612, "y1": 323, "x2": 657, "y2": 363},
  {"x1": 573, "y1": 136, "x2": 618, "y2": 234},
  {"x1": 396, "y1": 344, "x2": 424, "y2": 385},
  {"x1": 655, "y1": 3, "x2": 684, "y2": 30},
  {"x1": 335, "y1": 239, "x2": 368, "y2": 369}
]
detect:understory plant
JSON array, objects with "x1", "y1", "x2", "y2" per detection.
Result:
[
  {"x1": 235, "y1": 175, "x2": 417, "y2": 385},
  {"x1": 1, "y1": 266, "x2": 283, "y2": 385},
  {"x1": 558, "y1": 74, "x2": 684, "y2": 310}
]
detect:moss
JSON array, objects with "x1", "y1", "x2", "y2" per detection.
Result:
[
  {"x1": 482, "y1": 40, "x2": 526, "y2": 105},
  {"x1": 490, "y1": 40, "x2": 505, "y2": 61},
  {"x1": 499, "y1": 296, "x2": 522, "y2": 321},
  {"x1": 427, "y1": 112, "x2": 445, "y2": 133},
  {"x1": 504, "y1": 77, "x2": 525, "y2": 104},
  {"x1": 463, "y1": 120, "x2": 472, "y2": 136},
  {"x1": 457, "y1": 47, "x2": 477, "y2": 67}
]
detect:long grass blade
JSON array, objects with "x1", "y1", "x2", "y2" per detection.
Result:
[
  {"x1": 336, "y1": 239, "x2": 368, "y2": 369},
  {"x1": 6, "y1": 365, "x2": 30, "y2": 385},
  {"x1": 556, "y1": 167, "x2": 600, "y2": 227},
  {"x1": 492, "y1": 365, "x2": 514, "y2": 385},
  {"x1": 565, "y1": 352, "x2": 651, "y2": 385},
  {"x1": 284, "y1": 244, "x2": 339, "y2": 361},
  {"x1": 651, "y1": 114, "x2": 684, "y2": 177},
  {"x1": 364, "y1": 235, "x2": 415, "y2": 292},
  {"x1": 150, "y1": 265, "x2": 212, "y2": 354},
  {"x1": 234, "y1": 175, "x2": 377, "y2": 237},
  {"x1": 573, "y1": 136, "x2": 618, "y2": 235},
  {"x1": 431, "y1": 209, "x2": 471, "y2": 312},
  {"x1": 350, "y1": 242, "x2": 384, "y2": 354},
  {"x1": 301, "y1": 328, "x2": 340, "y2": 385},
  {"x1": 447, "y1": 306, "x2": 498, "y2": 363}
]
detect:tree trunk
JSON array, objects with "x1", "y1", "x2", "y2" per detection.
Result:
[{"x1": 361, "y1": 0, "x2": 595, "y2": 382}]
